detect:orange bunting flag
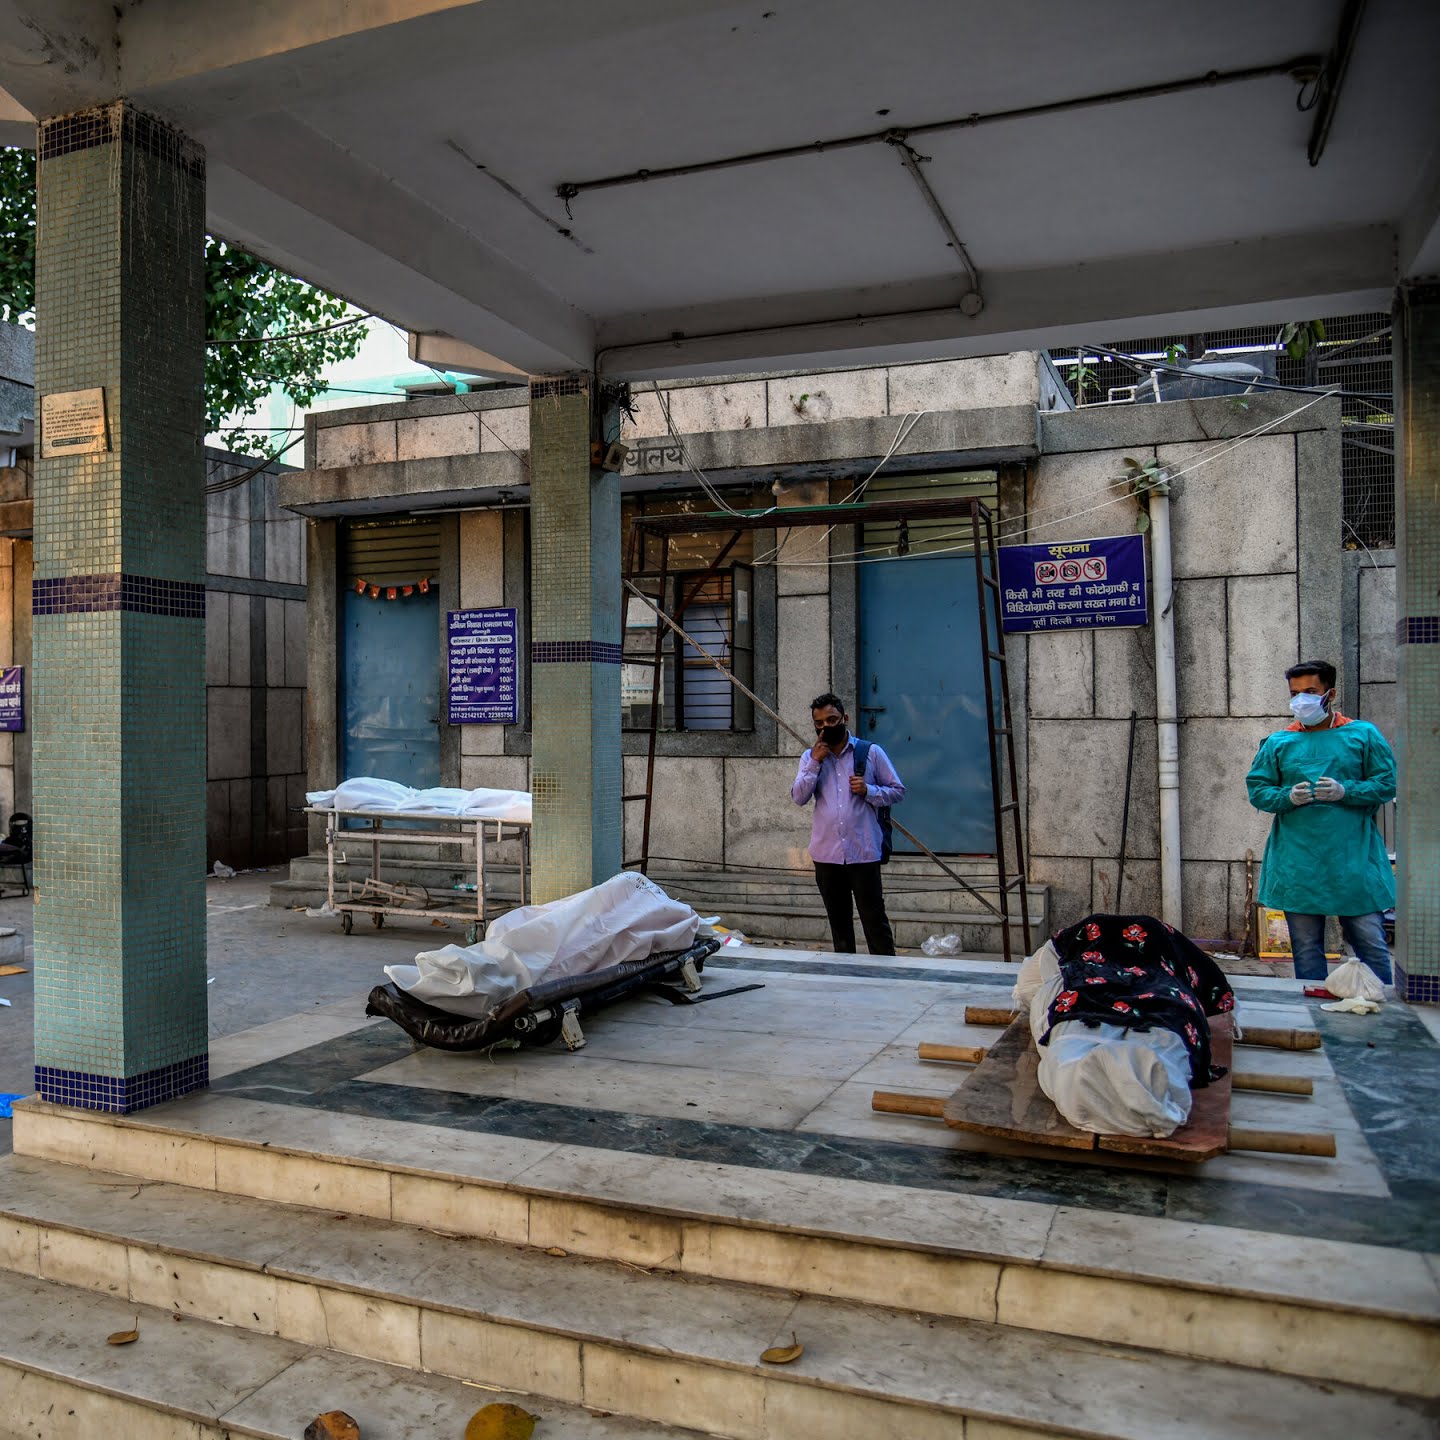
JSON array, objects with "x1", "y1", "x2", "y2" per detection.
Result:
[
  {"x1": 419, "y1": 577, "x2": 431, "y2": 594},
  {"x1": 354, "y1": 578, "x2": 367, "y2": 594},
  {"x1": 386, "y1": 586, "x2": 398, "y2": 600}
]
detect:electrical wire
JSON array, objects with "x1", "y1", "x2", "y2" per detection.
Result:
[
  {"x1": 651, "y1": 382, "x2": 758, "y2": 518},
  {"x1": 758, "y1": 386, "x2": 1338, "y2": 569},
  {"x1": 204, "y1": 432, "x2": 305, "y2": 493},
  {"x1": 380, "y1": 319, "x2": 531, "y2": 470},
  {"x1": 1079, "y1": 341, "x2": 1390, "y2": 401},
  {"x1": 206, "y1": 314, "x2": 372, "y2": 346},
  {"x1": 757, "y1": 409, "x2": 930, "y2": 565}
]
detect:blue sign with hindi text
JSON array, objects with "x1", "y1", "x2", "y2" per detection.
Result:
[
  {"x1": 998, "y1": 535, "x2": 1148, "y2": 633},
  {"x1": 447, "y1": 609, "x2": 518, "y2": 724},
  {"x1": 0, "y1": 667, "x2": 23, "y2": 732}
]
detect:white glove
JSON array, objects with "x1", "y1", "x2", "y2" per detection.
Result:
[
  {"x1": 1289, "y1": 781, "x2": 1315, "y2": 807},
  {"x1": 1312, "y1": 776, "x2": 1346, "y2": 803}
]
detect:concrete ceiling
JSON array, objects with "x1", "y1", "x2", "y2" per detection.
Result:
[{"x1": 2, "y1": 0, "x2": 1438, "y2": 377}]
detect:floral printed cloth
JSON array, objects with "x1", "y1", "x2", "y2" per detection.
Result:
[{"x1": 1042, "y1": 914, "x2": 1234, "y2": 1086}]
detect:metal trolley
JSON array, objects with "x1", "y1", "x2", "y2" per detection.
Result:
[{"x1": 306, "y1": 807, "x2": 531, "y2": 943}]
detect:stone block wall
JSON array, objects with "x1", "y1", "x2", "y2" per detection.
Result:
[
  {"x1": 204, "y1": 453, "x2": 308, "y2": 869},
  {"x1": 292, "y1": 370, "x2": 1353, "y2": 944},
  {"x1": 1023, "y1": 398, "x2": 1345, "y2": 942}
]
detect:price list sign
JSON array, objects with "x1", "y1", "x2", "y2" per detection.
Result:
[{"x1": 447, "y1": 609, "x2": 518, "y2": 724}]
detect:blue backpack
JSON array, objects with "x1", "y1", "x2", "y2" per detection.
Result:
[{"x1": 850, "y1": 739, "x2": 893, "y2": 864}]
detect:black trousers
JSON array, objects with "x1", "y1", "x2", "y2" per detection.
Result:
[{"x1": 813, "y1": 860, "x2": 895, "y2": 955}]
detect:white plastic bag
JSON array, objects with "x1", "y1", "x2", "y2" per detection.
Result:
[
  {"x1": 387, "y1": 872, "x2": 699, "y2": 1018},
  {"x1": 1325, "y1": 958, "x2": 1385, "y2": 1002},
  {"x1": 921, "y1": 933, "x2": 961, "y2": 957}
]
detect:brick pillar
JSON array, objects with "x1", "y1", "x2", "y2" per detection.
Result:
[
  {"x1": 32, "y1": 104, "x2": 208, "y2": 1109},
  {"x1": 1393, "y1": 284, "x2": 1440, "y2": 1003},
  {"x1": 528, "y1": 374, "x2": 622, "y2": 900}
]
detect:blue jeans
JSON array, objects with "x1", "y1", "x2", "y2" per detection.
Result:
[{"x1": 1284, "y1": 911, "x2": 1392, "y2": 985}]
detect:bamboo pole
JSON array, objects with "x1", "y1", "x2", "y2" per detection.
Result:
[
  {"x1": 916, "y1": 1042, "x2": 987, "y2": 1065},
  {"x1": 1226, "y1": 1127, "x2": 1335, "y2": 1157},
  {"x1": 871, "y1": 1091, "x2": 946, "y2": 1118},
  {"x1": 1229, "y1": 1072, "x2": 1314, "y2": 1096},
  {"x1": 1237, "y1": 1027, "x2": 1322, "y2": 1052},
  {"x1": 964, "y1": 1006, "x2": 1020, "y2": 1026}
]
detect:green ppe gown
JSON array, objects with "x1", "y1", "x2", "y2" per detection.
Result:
[{"x1": 1245, "y1": 720, "x2": 1396, "y2": 916}]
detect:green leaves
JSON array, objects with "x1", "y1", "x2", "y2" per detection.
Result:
[
  {"x1": 1278, "y1": 319, "x2": 1326, "y2": 361},
  {"x1": 1122, "y1": 456, "x2": 1170, "y2": 534},
  {"x1": 203, "y1": 240, "x2": 368, "y2": 454},
  {"x1": 0, "y1": 147, "x2": 369, "y2": 457},
  {"x1": 0, "y1": 147, "x2": 35, "y2": 326}
]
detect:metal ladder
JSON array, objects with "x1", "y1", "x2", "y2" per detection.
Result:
[{"x1": 970, "y1": 498, "x2": 1033, "y2": 958}]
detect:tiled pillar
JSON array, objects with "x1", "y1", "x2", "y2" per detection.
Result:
[
  {"x1": 528, "y1": 375, "x2": 622, "y2": 900},
  {"x1": 1393, "y1": 284, "x2": 1440, "y2": 1004},
  {"x1": 32, "y1": 104, "x2": 208, "y2": 1109}
]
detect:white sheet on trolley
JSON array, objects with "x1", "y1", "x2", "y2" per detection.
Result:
[
  {"x1": 384, "y1": 871, "x2": 700, "y2": 1018},
  {"x1": 306, "y1": 776, "x2": 531, "y2": 823}
]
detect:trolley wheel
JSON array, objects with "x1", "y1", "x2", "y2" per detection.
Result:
[
  {"x1": 372, "y1": 911, "x2": 386, "y2": 930},
  {"x1": 341, "y1": 910, "x2": 353, "y2": 935}
]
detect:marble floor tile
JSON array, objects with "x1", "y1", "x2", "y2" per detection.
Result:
[
  {"x1": 208, "y1": 1009, "x2": 379, "y2": 1078},
  {"x1": 360, "y1": 1047, "x2": 843, "y2": 1128},
  {"x1": 532, "y1": 1017, "x2": 885, "y2": 1080}
]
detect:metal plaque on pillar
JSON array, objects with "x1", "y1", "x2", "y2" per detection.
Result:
[{"x1": 39, "y1": 388, "x2": 109, "y2": 458}]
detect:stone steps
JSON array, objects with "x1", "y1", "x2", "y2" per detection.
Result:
[
  {"x1": 0, "y1": 1269, "x2": 708, "y2": 1440},
  {"x1": 270, "y1": 854, "x2": 1047, "y2": 952},
  {"x1": 10, "y1": 1099, "x2": 1438, "y2": 1407},
  {"x1": 0, "y1": 1149, "x2": 1433, "y2": 1440}
]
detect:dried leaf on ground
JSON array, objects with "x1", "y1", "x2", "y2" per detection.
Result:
[
  {"x1": 544, "y1": 1247, "x2": 567, "y2": 1257},
  {"x1": 105, "y1": 1326, "x2": 139, "y2": 1346},
  {"x1": 465, "y1": 1401, "x2": 537, "y2": 1440},
  {"x1": 0, "y1": 964, "x2": 27, "y2": 976},
  {"x1": 760, "y1": 1333, "x2": 804, "y2": 1365},
  {"x1": 304, "y1": 1412, "x2": 361, "y2": 1440}
]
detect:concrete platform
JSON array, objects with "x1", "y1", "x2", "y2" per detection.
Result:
[{"x1": 3, "y1": 938, "x2": 1440, "y2": 1437}]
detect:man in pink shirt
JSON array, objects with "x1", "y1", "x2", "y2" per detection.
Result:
[{"x1": 791, "y1": 692, "x2": 905, "y2": 954}]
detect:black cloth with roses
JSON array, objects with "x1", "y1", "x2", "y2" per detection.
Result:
[{"x1": 1040, "y1": 914, "x2": 1235, "y2": 1086}]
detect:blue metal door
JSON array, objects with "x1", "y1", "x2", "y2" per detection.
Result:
[
  {"x1": 858, "y1": 555, "x2": 995, "y2": 853},
  {"x1": 341, "y1": 589, "x2": 441, "y2": 787}
]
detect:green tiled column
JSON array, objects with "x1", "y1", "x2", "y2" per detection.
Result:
[
  {"x1": 32, "y1": 104, "x2": 209, "y2": 1109},
  {"x1": 528, "y1": 375, "x2": 622, "y2": 901},
  {"x1": 1393, "y1": 284, "x2": 1440, "y2": 1004}
]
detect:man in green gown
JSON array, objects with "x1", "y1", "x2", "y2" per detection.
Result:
[{"x1": 1246, "y1": 659, "x2": 1396, "y2": 984}]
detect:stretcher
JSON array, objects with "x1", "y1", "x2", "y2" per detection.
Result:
[
  {"x1": 365, "y1": 936, "x2": 724, "y2": 1052},
  {"x1": 873, "y1": 1007, "x2": 1335, "y2": 1162},
  {"x1": 305, "y1": 806, "x2": 531, "y2": 941}
]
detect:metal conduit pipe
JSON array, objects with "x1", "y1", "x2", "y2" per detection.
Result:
[{"x1": 1149, "y1": 482, "x2": 1183, "y2": 928}]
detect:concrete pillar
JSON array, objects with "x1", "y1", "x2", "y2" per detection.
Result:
[
  {"x1": 32, "y1": 103, "x2": 208, "y2": 1109},
  {"x1": 528, "y1": 374, "x2": 621, "y2": 900},
  {"x1": 1393, "y1": 283, "x2": 1440, "y2": 1004}
]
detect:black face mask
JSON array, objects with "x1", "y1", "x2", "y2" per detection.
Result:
[{"x1": 820, "y1": 723, "x2": 848, "y2": 748}]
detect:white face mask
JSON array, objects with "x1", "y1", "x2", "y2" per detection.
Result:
[{"x1": 1289, "y1": 692, "x2": 1328, "y2": 726}]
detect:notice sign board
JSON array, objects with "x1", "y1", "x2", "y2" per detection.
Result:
[
  {"x1": 998, "y1": 535, "x2": 1148, "y2": 633},
  {"x1": 40, "y1": 388, "x2": 109, "y2": 458},
  {"x1": 447, "y1": 608, "x2": 518, "y2": 724},
  {"x1": 0, "y1": 667, "x2": 23, "y2": 732}
]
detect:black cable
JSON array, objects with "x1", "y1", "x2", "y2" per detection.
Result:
[
  {"x1": 204, "y1": 433, "x2": 304, "y2": 493},
  {"x1": 206, "y1": 314, "x2": 371, "y2": 346},
  {"x1": 1077, "y1": 342, "x2": 1391, "y2": 401}
]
